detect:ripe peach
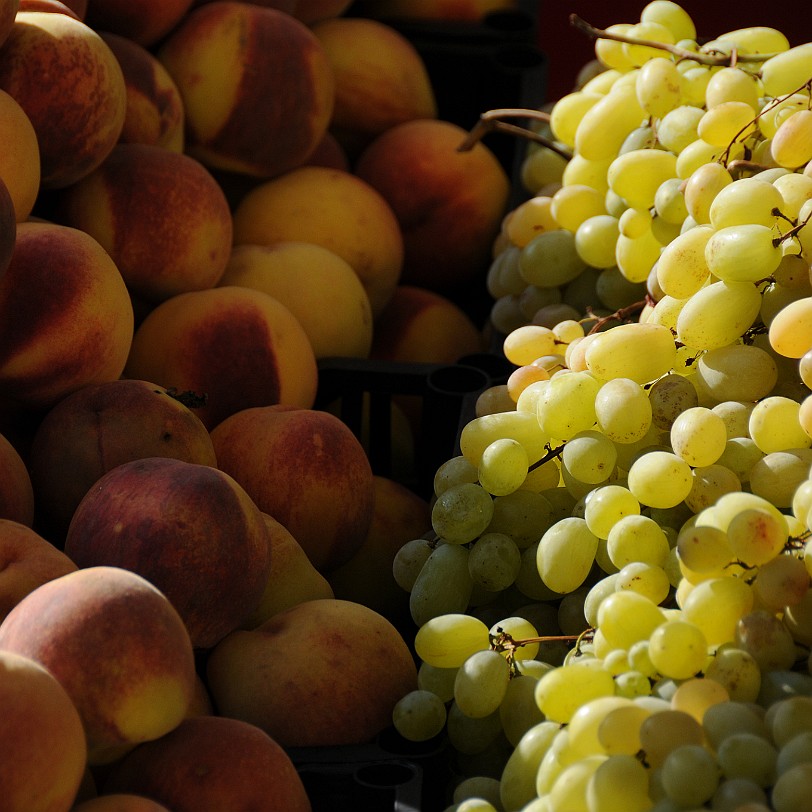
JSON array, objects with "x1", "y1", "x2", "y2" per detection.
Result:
[
  {"x1": 210, "y1": 405, "x2": 375, "y2": 573},
  {"x1": 123, "y1": 286, "x2": 318, "y2": 430},
  {"x1": 85, "y1": 0, "x2": 195, "y2": 47},
  {"x1": 232, "y1": 166, "x2": 404, "y2": 316},
  {"x1": 99, "y1": 33, "x2": 185, "y2": 152},
  {"x1": 355, "y1": 118, "x2": 511, "y2": 293},
  {"x1": 312, "y1": 17, "x2": 437, "y2": 157},
  {"x1": 28, "y1": 379, "x2": 217, "y2": 541},
  {"x1": 157, "y1": 2, "x2": 334, "y2": 179},
  {"x1": 55, "y1": 143, "x2": 232, "y2": 303},
  {"x1": 0, "y1": 649, "x2": 86, "y2": 812},
  {"x1": 63, "y1": 457, "x2": 272, "y2": 649},
  {"x1": 0, "y1": 222, "x2": 134, "y2": 410},
  {"x1": 102, "y1": 716, "x2": 312, "y2": 812},
  {"x1": 219, "y1": 241, "x2": 373, "y2": 359},
  {"x1": 0, "y1": 566, "x2": 197, "y2": 765},
  {"x1": 206, "y1": 598, "x2": 418, "y2": 747},
  {"x1": 0, "y1": 519, "x2": 77, "y2": 622},
  {"x1": 0, "y1": 88, "x2": 40, "y2": 221},
  {"x1": 0, "y1": 431, "x2": 34, "y2": 525},
  {"x1": 0, "y1": 11, "x2": 126, "y2": 188}
]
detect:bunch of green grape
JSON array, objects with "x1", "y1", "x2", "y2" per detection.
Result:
[{"x1": 388, "y1": 2, "x2": 812, "y2": 810}]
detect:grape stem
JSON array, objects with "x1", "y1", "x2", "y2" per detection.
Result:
[
  {"x1": 490, "y1": 627, "x2": 590, "y2": 674},
  {"x1": 773, "y1": 206, "x2": 812, "y2": 248},
  {"x1": 585, "y1": 299, "x2": 649, "y2": 334}
]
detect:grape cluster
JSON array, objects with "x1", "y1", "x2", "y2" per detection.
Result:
[{"x1": 388, "y1": 2, "x2": 812, "y2": 811}]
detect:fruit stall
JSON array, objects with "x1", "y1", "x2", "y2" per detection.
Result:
[{"x1": 2, "y1": 1, "x2": 812, "y2": 811}]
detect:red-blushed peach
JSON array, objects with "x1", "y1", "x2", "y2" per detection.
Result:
[
  {"x1": 370, "y1": 284, "x2": 485, "y2": 364},
  {"x1": 63, "y1": 457, "x2": 272, "y2": 649},
  {"x1": 0, "y1": 519, "x2": 77, "y2": 622},
  {"x1": 232, "y1": 166, "x2": 403, "y2": 316},
  {"x1": 241, "y1": 512, "x2": 334, "y2": 629},
  {"x1": 123, "y1": 286, "x2": 318, "y2": 430},
  {"x1": 157, "y1": 2, "x2": 334, "y2": 179},
  {"x1": 0, "y1": 0, "x2": 16, "y2": 45},
  {"x1": 99, "y1": 33, "x2": 185, "y2": 153},
  {"x1": 219, "y1": 241, "x2": 373, "y2": 359},
  {"x1": 102, "y1": 716, "x2": 312, "y2": 812},
  {"x1": 0, "y1": 566, "x2": 197, "y2": 765},
  {"x1": 0, "y1": 11, "x2": 126, "y2": 188},
  {"x1": 0, "y1": 649, "x2": 86, "y2": 812},
  {"x1": 312, "y1": 17, "x2": 437, "y2": 157},
  {"x1": 0, "y1": 88, "x2": 40, "y2": 221},
  {"x1": 0, "y1": 222, "x2": 134, "y2": 410},
  {"x1": 54, "y1": 144, "x2": 232, "y2": 303},
  {"x1": 209, "y1": 405, "x2": 375, "y2": 573},
  {"x1": 0, "y1": 431, "x2": 33, "y2": 525},
  {"x1": 27, "y1": 379, "x2": 217, "y2": 542},
  {"x1": 293, "y1": 0, "x2": 353, "y2": 24},
  {"x1": 72, "y1": 795, "x2": 171, "y2": 812},
  {"x1": 355, "y1": 118, "x2": 511, "y2": 293},
  {"x1": 0, "y1": 177, "x2": 14, "y2": 279},
  {"x1": 85, "y1": 0, "x2": 195, "y2": 47},
  {"x1": 327, "y1": 474, "x2": 430, "y2": 627},
  {"x1": 185, "y1": 673, "x2": 213, "y2": 718},
  {"x1": 16, "y1": 0, "x2": 79, "y2": 17},
  {"x1": 206, "y1": 597, "x2": 418, "y2": 747}
]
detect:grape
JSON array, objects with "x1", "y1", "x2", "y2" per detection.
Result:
[
  {"x1": 639, "y1": 708, "x2": 705, "y2": 768},
  {"x1": 683, "y1": 160, "x2": 732, "y2": 224},
  {"x1": 726, "y1": 507, "x2": 788, "y2": 566},
  {"x1": 574, "y1": 214, "x2": 620, "y2": 269},
  {"x1": 499, "y1": 721, "x2": 561, "y2": 812},
  {"x1": 534, "y1": 662, "x2": 616, "y2": 724},
  {"x1": 648, "y1": 618, "x2": 708, "y2": 679},
  {"x1": 434, "y1": 455, "x2": 479, "y2": 496},
  {"x1": 504, "y1": 198, "x2": 557, "y2": 249},
  {"x1": 392, "y1": 538, "x2": 435, "y2": 592},
  {"x1": 749, "y1": 395, "x2": 812, "y2": 454},
  {"x1": 568, "y1": 695, "x2": 634, "y2": 757},
  {"x1": 716, "y1": 437, "x2": 764, "y2": 483},
  {"x1": 615, "y1": 561, "x2": 671, "y2": 604},
  {"x1": 536, "y1": 370, "x2": 602, "y2": 440},
  {"x1": 684, "y1": 463, "x2": 742, "y2": 513},
  {"x1": 561, "y1": 430, "x2": 618, "y2": 484},
  {"x1": 478, "y1": 438, "x2": 529, "y2": 497},
  {"x1": 734, "y1": 608, "x2": 798, "y2": 671},
  {"x1": 656, "y1": 223, "x2": 713, "y2": 298},
  {"x1": 608, "y1": 148, "x2": 678, "y2": 212},
  {"x1": 648, "y1": 373, "x2": 700, "y2": 431},
  {"x1": 392, "y1": 689, "x2": 448, "y2": 742},
  {"x1": 459, "y1": 411, "x2": 550, "y2": 468},
  {"x1": 594, "y1": 377, "x2": 653, "y2": 443},
  {"x1": 711, "y1": 777, "x2": 770, "y2": 811},
  {"x1": 417, "y1": 661, "x2": 458, "y2": 703},
  {"x1": 627, "y1": 450, "x2": 693, "y2": 509},
  {"x1": 431, "y1": 482, "x2": 494, "y2": 544},
  {"x1": 708, "y1": 176, "x2": 784, "y2": 230},
  {"x1": 705, "y1": 224, "x2": 783, "y2": 283},
  {"x1": 606, "y1": 513, "x2": 670, "y2": 568},
  {"x1": 490, "y1": 616, "x2": 540, "y2": 661},
  {"x1": 446, "y1": 702, "x2": 503, "y2": 756},
  {"x1": 771, "y1": 109, "x2": 812, "y2": 169},
  {"x1": 575, "y1": 83, "x2": 647, "y2": 162},
  {"x1": 749, "y1": 448, "x2": 812, "y2": 508},
  {"x1": 704, "y1": 65, "x2": 760, "y2": 109},
  {"x1": 681, "y1": 575, "x2": 754, "y2": 646},
  {"x1": 676, "y1": 523, "x2": 734, "y2": 573},
  {"x1": 670, "y1": 406, "x2": 728, "y2": 467},
  {"x1": 635, "y1": 55, "x2": 683, "y2": 117},
  {"x1": 536, "y1": 516, "x2": 599, "y2": 594},
  {"x1": 414, "y1": 613, "x2": 490, "y2": 669},
  {"x1": 695, "y1": 344, "x2": 778, "y2": 403},
  {"x1": 720, "y1": 733, "x2": 778, "y2": 789},
  {"x1": 549, "y1": 91, "x2": 603, "y2": 149},
  {"x1": 761, "y1": 42, "x2": 812, "y2": 98},
  {"x1": 454, "y1": 649, "x2": 511, "y2": 719},
  {"x1": 548, "y1": 754, "x2": 607, "y2": 811},
  {"x1": 697, "y1": 99, "x2": 757, "y2": 146},
  {"x1": 660, "y1": 744, "x2": 720, "y2": 807},
  {"x1": 519, "y1": 230, "x2": 587, "y2": 288},
  {"x1": 615, "y1": 227, "x2": 665, "y2": 283},
  {"x1": 468, "y1": 532, "x2": 522, "y2": 592},
  {"x1": 584, "y1": 322, "x2": 677, "y2": 385},
  {"x1": 499, "y1": 674, "x2": 546, "y2": 747},
  {"x1": 596, "y1": 702, "x2": 654, "y2": 755},
  {"x1": 586, "y1": 752, "x2": 652, "y2": 812},
  {"x1": 776, "y1": 731, "x2": 812, "y2": 776},
  {"x1": 502, "y1": 325, "x2": 557, "y2": 366},
  {"x1": 487, "y1": 489, "x2": 555, "y2": 548},
  {"x1": 769, "y1": 296, "x2": 812, "y2": 358},
  {"x1": 754, "y1": 553, "x2": 812, "y2": 613},
  {"x1": 597, "y1": 590, "x2": 668, "y2": 650}
]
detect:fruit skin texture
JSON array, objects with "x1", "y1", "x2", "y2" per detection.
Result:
[
  {"x1": 0, "y1": 222, "x2": 134, "y2": 410},
  {"x1": 63, "y1": 457, "x2": 272, "y2": 649},
  {"x1": 206, "y1": 598, "x2": 418, "y2": 747},
  {"x1": 0, "y1": 11, "x2": 126, "y2": 188},
  {"x1": 157, "y1": 2, "x2": 334, "y2": 179},
  {"x1": 102, "y1": 715, "x2": 312, "y2": 812},
  {"x1": 0, "y1": 566, "x2": 197, "y2": 765},
  {"x1": 0, "y1": 430, "x2": 34, "y2": 526},
  {"x1": 210, "y1": 405, "x2": 375, "y2": 573},
  {"x1": 123, "y1": 285, "x2": 318, "y2": 431},
  {"x1": 0, "y1": 649, "x2": 87, "y2": 812},
  {"x1": 55, "y1": 143, "x2": 233, "y2": 304},
  {"x1": 355, "y1": 118, "x2": 511, "y2": 294},
  {"x1": 27, "y1": 379, "x2": 217, "y2": 541}
]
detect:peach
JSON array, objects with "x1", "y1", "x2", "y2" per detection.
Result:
[
  {"x1": 99, "y1": 33, "x2": 185, "y2": 153},
  {"x1": 302, "y1": 129, "x2": 350, "y2": 171},
  {"x1": 232, "y1": 166, "x2": 404, "y2": 317},
  {"x1": 0, "y1": 11, "x2": 126, "y2": 188},
  {"x1": 206, "y1": 598, "x2": 418, "y2": 747},
  {"x1": 0, "y1": 566, "x2": 197, "y2": 765},
  {"x1": 63, "y1": 457, "x2": 272, "y2": 649},
  {"x1": 0, "y1": 0, "x2": 16, "y2": 46},
  {"x1": 28, "y1": 379, "x2": 217, "y2": 541},
  {"x1": 0, "y1": 222, "x2": 134, "y2": 410},
  {"x1": 72, "y1": 796, "x2": 171, "y2": 812},
  {"x1": 0, "y1": 88, "x2": 40, "y2": 222},
  {"x1": 327, "y1": 474, "x2": 430, "y2": 627},
  {"x1": 55, "y1": 144, "x2": 232, "y2": 303},
  {"x1": 0, "y1": 649, "x2": 86, "y2": 812},
  {"x1": 85, "y1": 0, "x2": 195, "y2": 47},
  {"x1": 241, "y1": 512, "x2": 334, "y2": 629},
  {"x1": 219, "y1": 242, "x2": 373, "y2": 359},
  {"x1": 355, "y1": 118, "x2": 511, "y2": 293},
  {"x1": 210, "y1": 404, "x2": 375, "y2": 573},
  {"x1": 52, "y1": 0, "x2": 85, "y2": 18},
  {"x1": 312, "y1": 17, "x2": 437, "y2": 157},
  {"x1": 0, "y1": 519, "x2": 77, "y2": 622},
  {"x1": 16, "y1": 0, "x2": 79, "y2": 17},
  {"x1": 0, "y1": 431, "x2": 34, "y2": 525},
  {"x1": 157, "y1": 2, "x2": 334, "y2": 179},
  {"x1": 102, "y1": 716, "x2": 311, "y2": 812},
  {"x1": 123, "y1": 286, "x2": 318, "y2": 430}
]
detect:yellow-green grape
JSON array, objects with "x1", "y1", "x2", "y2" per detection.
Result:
[
  {"x1": 518, "y1": 283, "x2": 562, "y2": 321},
  {"x1": 801, "y1": 395, "x2": 812, "y2": 442},
  {"x1": 584, "y1": 574, "x2": 620, "y2": 627},
  {"x1": 758, "y1": 93, "x2": 810, "y2": 139},
  {"x1": 713, "y1": 24, "x2": 789, "y2": 54},
  {"x1": 615, "y1": 561, "x2": 671, "y2": 604},
  {"x1": 594, "y1": 377, "x2": 652, "y2": 444},
  {"x1": 680, "y1": 65, "x2": 712, "y2": 107},
  {"x1": 417, "y1": 661, "x2": 457, "y2": 703},
  {"x1": 676, "y1": 522, "x2": 734, "y2": 573},
  {"x1": 520, "y1": 145, "x2": 569, "y2": 194},
  {"x1": 499, "y1": 674, "x2": 546, "y2": 747},
  {"x1": 534, "y1": 662, "x2": 616, "y2": 724},
  {"x1": 753, "y1": 553, "x2": 810, "y2": 613},
  {"x1": 648, "y1": 618, "x2": 708, "y2": 679},
  {"x1": 635, "y1": 55, "x2": 683, "y2": 117},
  {"x1": 567, "y1": 695, "x2": 634, "y2": 758},
  {"x1": 550, "y1": 183, "x2": 607, "y2": 232},
  {"x1": 653, "y1": 176, "x2": 688, "y2": 224},
  {"x1": 410, "y1": 543, "x2": 473, "y2": 626},
  {"x1": 712, "y1": 400, "x2": 756, "y2": 438},
  {"x1": 696, "y1": 99, "x2": 757, "y2": 146},
  {"x1": 549, "y1": 91, "x2": 603, "y2": 148},
  {"x1": 475, "y1": 384, "x2": 515, "y2": 418},
  {"x1": 618, "y1": 206, "x2": 652, "y2": 238},
  {"x1": 502, "y1": 324, "x2": 556, "y2": 365},
  {"x1": 597, "y1": 703, "x2": 654, "y2": 756},
  {"x1": 490, "y1": 615, "x2": 540, "y2": 661},
  {"x1": 708, "y1": 176, "x2": 784, "y2": 229},
  {"x1": 548, "y1": 754, "x2": 608, "y2": 811},
  {"x1": 649, "y1": 212, "x2": 681, "y2": 245},
  {"x1": 769, "y1": 296, "x2": 812, "y2": 358},
  {"x1": 607, "y1": 148, "x2": 677, "y2": 211},
  {"x1": 584, "y1": 484, "x2": 641, "y2": 540},
  {"x1": 684, "y1": 463, "x2": 742, "y2": 513},
  {"x1": 562, "y1": 153, "x2": 614, "y2": 194},
  {"x1": 487, "y1": 489, "x2": 555, "y2": 549},
  {"x1": 434, "y1": 455, "x2": 479, "y2": 496},
  {"x1": 467, "y1": 531, "x2": 521, "y2": 592},
  {"x1": 503, "y1": 197, "x2": 557, "y2": 249},
  {"x1": 717, "y1": 731, "x2": 778, "y2": 790},
  {"x1": 597, "y1": 589, "x2": 667, "y2": 650},
  {"x1": 392, "y1": 689, "x2": 448, "y2": 742},
  {"x1": 681, "y1": 575, "x2": 754, "y2": 646},
  {"x1": 705, "y1": 224, "x2": 783, "y2": 283},
  {"x1": 453, "y1": 648, "x2": 511, "y2": 719},
  {"x1": 537, "y1": 517, "x2": 599, "y2": 594},
  {"x1": 656, "y1": 223, "x2": 712, "y2": 298},
  {"x1": 623, "y1": 20, "x2": 675, "y2": 66},
  {"x1": 704, "y1": 65, "x2": 760, "y2": 110},
  {"x1": 773, "y1": 172, "x2": 812, "y2": 220},
  {"x1": 575, "y1": 83, "x2": 647, "y2": 162},
  {"x1": 536, "y1": 370, "x2": 602, "y2": 440},
  {"x1": 675, "y1": 279, "x2": 762, "y2": 351},
  {"x1": 627, "y1": 449, "x2": 693, "y2": 509},
  {"x1": 615, "y1": 227, "x2": 663, "y2": 282},
  {"x1": 574, "y1": 214, "x2": 620, "y2": 268},
  {"x1": 695, "y1": 344, "x2": 777, "y2": 403},
  {"x1": 675, "y1": 137, "x2": 743, "y2": 179},
  {"x1": 673, "y1": 676, "x2": 729, "y2": 726},
  {"x1": 699, "y1": 490, "x2": 790, "y2": 534},
  {"x1": 638, "y1": 708, "x2": 704, "y2": 768},
  {"x1": 553, "y1": 318, "x2": 586, "y2": 345},
  {"x1": 446, "y1": 703, "x2": 502, "y2": 756},
  {"x1": 726, "y1": 507, "x2": 789, "y2": 567},
  {"x1": 761, "y1": 42, "x2": 812, "y2": 98},
  {"x1": 478, "y1": 438, "x2": 529, "y2": 497},
  {"x1": 459, "y1": 411, "x2": 550, "y2": 467},
  {"x1": 519, "y1": 229, "x2": 588, "y2": 288},
  {"x1": 594, "y1": 24, "x2": 637, "y2": 72},
  {"x1": 453, "y1": 778, "x2": 503, "y2": 811},
  {"x1": 431, "y1": 482, "x2": 494, "y2": 544},
  {"x1": 392, "y1": 538, "x2": 435, "y2": 592},
  {"x1": 735, "y1": 608, "x2": 797, "y2": 671},
  {"x1": 772, "y1": 109, "x2": 812, "y2": 169},
  {"x1": 414, "y1": 613, "x2": 490, "y2": 669},
  {"x1": 640, "y1": 0, "x2": 696, "y2": 41},
  {"x1": 584, "y1": 321, "x2": 677, "y2": 385},
  {"x1": 562, "y1": 430, "x2": 618, "y2": 485},
  {"x1": 670, "y1": 405, "x2": 728, "y2": 467},
  {"x1": 657, "y1": 104, "x2": 704, "y2": 153},
  {"x1": 606, "y1": 513, "x2": 670, "y2": 568},
  {"x1": 660, "y1": 743, "x2": 720, "y2": 807},
  {"x1": 648, "y1": 373, "x2": 699, "y2": 432},
  {"x1": 683, "y1": 160, "x2": 733, "y2": 224},
  {"x1": 749, "y1": 395, "x2": 811, "y2": 454},
  {"x1": 500, "y1": 721, "x2": 561, "y2": 812}
]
